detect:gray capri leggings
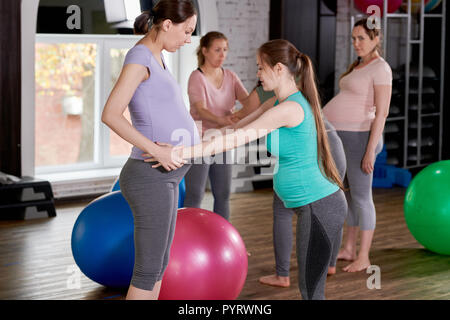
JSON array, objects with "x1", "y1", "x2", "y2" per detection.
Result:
[
  {"x1": 271, "y1": 121, "x2": 347, "y2": 277},
  {"x1": 337, "y1": 131, "x2": 383, "y2": 231},
  {"x1": 119, "y1": 158, "x2": 190, "y2": 291},
  {"x1": 294, "y1": 190, "x2": 348, "y2": 300},
  {"x1": 184, "y1": 152, "x2": 233, "y2": 221}
]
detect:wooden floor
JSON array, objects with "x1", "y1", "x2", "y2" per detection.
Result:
[{"x1": 0, "y1": 188, "x2": 449, "y2": 300}]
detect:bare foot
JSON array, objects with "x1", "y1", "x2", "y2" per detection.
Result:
[
  {"x1": 258, "y1": 275, "x2": 290, "y2": 288},
  {"x1": 342, "y1": 257, "x2": 371, "y2": 273},
  {"x1": 337, "y1": 248, "x2": 357, "y2": 261},
  {"x1": 327, "y1": 266, "x2": 336, "y2": 276}
]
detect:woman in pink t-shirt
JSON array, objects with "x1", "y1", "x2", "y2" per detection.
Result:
[
  {"x1": 323, "y1": 18, "x2": 392, "y2": 273},
  {"x1": 184, "y1": 31, "x2": 249, "y2": 221}
]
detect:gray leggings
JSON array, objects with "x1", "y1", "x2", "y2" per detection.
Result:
[
  {"x1": 184, "y1": 152, "x2": 233, "y2": 220},
  {"x1": 272, "y1": 125, "x2": 347, "y2": 277},
  {"x1": 294, "y1": 190, "x2": 348, "y2": 300},
  {"x1": 337, "y1": 131, "x2": 383, "y2": 231},
  {"x1": 119, "y1": 158, "x2": 190, "y2": 291}
]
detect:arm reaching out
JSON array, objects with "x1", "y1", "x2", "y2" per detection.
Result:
[
  {"x1": 183, "y1": 99, "x2": 303, "y2": 161},
  {"x1": 142, "y1": 98, "x2": 303, "y2": 167},
  {"x1": 202, "y1": 95, "x2": 278, "y2": 141}
]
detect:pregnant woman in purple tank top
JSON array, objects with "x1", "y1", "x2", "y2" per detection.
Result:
[{"x1": 101, "y1": 0, "x2": 198, "y2": 300}]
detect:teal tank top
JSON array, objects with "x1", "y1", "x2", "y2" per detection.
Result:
[{"x1": 266, "y1": 91, "x2": 339, "y2": 208}]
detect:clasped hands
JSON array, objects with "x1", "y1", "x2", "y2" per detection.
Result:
[{"x1": 218, "y1": 112, "x2": 240, "y2": 127}]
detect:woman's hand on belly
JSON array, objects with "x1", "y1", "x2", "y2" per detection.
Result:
[{"x1": 142, "y1": 143, "x2": 186, "y2": 171}]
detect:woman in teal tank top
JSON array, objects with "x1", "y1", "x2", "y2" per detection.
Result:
[
  {"x1": 145, "y1": 40, "x2": 348, "y2": 300},
  {"x1": 266, "y1": 91, "x2": 339, "y2": 207}
]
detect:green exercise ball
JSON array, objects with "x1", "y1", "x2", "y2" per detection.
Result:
[{"x1": 404, "y1": 160, "x2": 450, "y2": 255}]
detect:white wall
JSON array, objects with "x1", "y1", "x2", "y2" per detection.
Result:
[
  {"x1": 216, "y1": 0, "x2": 270, "y2": 91},
  {"x1": 21, "y1": 0, "x2": 40, "y2": 177}
]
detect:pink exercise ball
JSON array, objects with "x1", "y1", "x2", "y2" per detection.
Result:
[
  {"x1": 159, "y1": 208, "x2": 248, "y2": 300},
  {"x1": 354, "y1": 0, "x2": 403, "y2": 15}
]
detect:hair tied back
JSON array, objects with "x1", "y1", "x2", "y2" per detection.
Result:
[{"x1": 148, "y1": 8, "x2": 155, "y2": 28}]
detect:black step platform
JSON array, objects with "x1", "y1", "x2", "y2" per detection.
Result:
[{"x1": 0, "y1": 177, "x2": 56, "y2": 220}]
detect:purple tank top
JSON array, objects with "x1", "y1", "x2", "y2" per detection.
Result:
[{"x1": 123, "y1": 44, "x2": 201, "y2": 160}]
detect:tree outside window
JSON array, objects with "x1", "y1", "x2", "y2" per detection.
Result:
[{"x1": 35, "y1": 43, "x2": 97, "y2": 166}]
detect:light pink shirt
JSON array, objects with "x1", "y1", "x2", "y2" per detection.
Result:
[
  {"x1": 323, "y1": 57, "x2": 392, "y2": 131},
  {"x1": 188, "y1": 69, "x2": 248, "y2": 134}
]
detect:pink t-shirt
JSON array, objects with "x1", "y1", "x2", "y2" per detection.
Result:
[
  {"x1": 188, "y1": 68, "x2": 248, "y2": 134},
  {"x1": 323, "y1": 57, "x2": 392, "y2": 131}
]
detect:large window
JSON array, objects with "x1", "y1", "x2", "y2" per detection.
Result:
[
  {"x1": 35, "y1": 34, "x2": 140, "y2": 174},
  {"x1": 108, "y1": 48, "x2": 132, "y2": 158}
]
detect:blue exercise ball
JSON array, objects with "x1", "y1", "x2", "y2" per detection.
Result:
[
  {"x1": 111, "y1": 177, "x2": 120, "y2": 192},
  {"x1": 71, "y1": 191, "x2": 134, "y2": 288},
  {"x1": 178, "y1": 178, "x2": 186, "y2": 208},
  {"x1": 111, "y1": 177, "x2": 186, "y2": 208}
]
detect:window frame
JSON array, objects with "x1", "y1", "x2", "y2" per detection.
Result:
[{"x1": 35, "y1": 34, "x2": 141, "y2": 175}]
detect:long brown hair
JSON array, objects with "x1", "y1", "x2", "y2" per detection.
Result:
[
  {"x1": 197, "y1": 31, "x2": 228, "y2": 67},
  {"x1": 341, "y1": 18, "x2": 383, "y2": 80},
  {"x1": 258, "y1": 39, "x2": 344, "y2": 190},
  {"x1": 134, "y1": 0, "x2": 197, "y2": 35}
]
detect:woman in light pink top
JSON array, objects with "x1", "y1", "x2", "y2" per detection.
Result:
[
  {"x1": 184, "y1": 31, "x2": 249, "y2": 221},
  {"x1": 323, "y1": 18, "x2": 392, "y2": 273}
]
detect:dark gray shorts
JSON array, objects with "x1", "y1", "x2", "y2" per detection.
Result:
[
  {"x1": 294, "y1": 189, "x2": 347, "y2": 300},
  {"x1": 119, "y1": 158, "x2": 190, "y2": 291}
]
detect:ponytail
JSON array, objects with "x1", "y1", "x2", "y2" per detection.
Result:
[
  {"x1": 340, "y1": 57, "x2": 361, "y2": 80},
  {"x1": 134, "y1": 11, "x2": 151, "y2": 35},
  {"x1": 297, "y1": 54, "x2": 344, "y2": 190}
]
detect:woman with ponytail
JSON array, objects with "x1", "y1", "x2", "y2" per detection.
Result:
[
  {"x1": 144, "y1": 39, "x2": 348, "y2": 300},
  {"x1": 254, "y1": 89, "x2": 347, "y2": 288},
  {"x1": 101, "y1": 0, "x2": 198, "y2": 300},
  {"x1": 231, "y1": 80, "x2": 347, "y2": 287},
  {"x1": 323, "y1": 18, "x2": 392, "y2": 273}
]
